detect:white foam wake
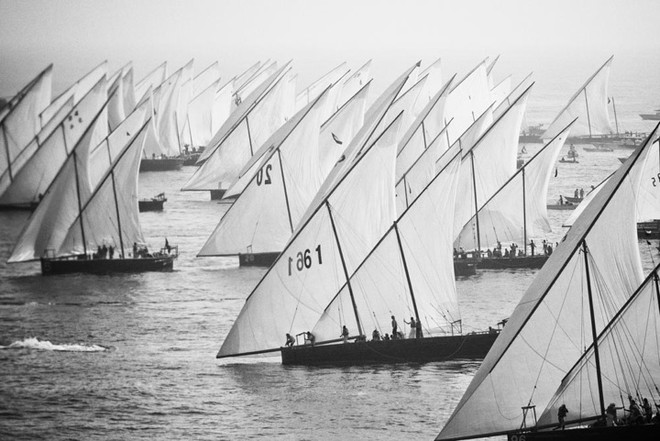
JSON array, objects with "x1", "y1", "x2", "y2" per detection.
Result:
[{"x1": 0, "y1": 337, "x2": 108, "y2": 352}]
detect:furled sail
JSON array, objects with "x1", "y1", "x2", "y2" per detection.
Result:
[
  {"x1": 0, "y1": 65, "x2": 53, "y2": 187},
  {"x1": 455, "y1": 121, "x2": 573, "y2": 251},
  {"x1": 313, "y1": 149, "x2": 462, "y2": 342},
  {"x1": 217, "y1": 114, "x2": 403, "y2": 358},
  {"x1": 0, "y1": 77, "x2": 107, "y2": 207},
  {"x1": 183, "y1": 64, "x2": 294, "y2": 191},
  {"x1": 543, "y1": 56, "x2": 615, "y2": 139},
  {"x1": 8, "y1": 99, "x2": 149, "y2": 262},
  {"x1": 452, "y1": 85, "x2": 531, "y2": 243},
  {"x1": 436, "y1": 126, "x2": 657, "y2": 441}
]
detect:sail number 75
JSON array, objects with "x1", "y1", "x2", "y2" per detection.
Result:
[{"x1": 288, "y1": 245, "x2": 323, "y2": 275}]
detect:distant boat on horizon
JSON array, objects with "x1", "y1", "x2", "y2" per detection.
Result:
[{"x1": 639, "y1": 108, "x2": 660, "y2": 121}]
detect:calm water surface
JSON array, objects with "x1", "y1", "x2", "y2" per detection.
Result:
[{"x1": 2, "y1": 61, "x2": 660, "y2": 440}]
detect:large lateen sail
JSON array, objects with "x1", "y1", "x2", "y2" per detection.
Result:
[
  {"x1": 233, "y1": 61, "x2": 279, "y2": 108},
  {"x1": 217, "y1": 114, "x2": 403, "y2": 358},
  {"x1": 186, "y1": 79, "x2": 221, "y2": 148},
  {"x1": 198, "y1": 88, "x2": 331, "y2": 256},
  {"x1": 336, "y1": 60, "x2": 372, "y2": 110},
  {"x1": 40, "y1": 61, "x2": 107, "y2": 125},
  {"x1": 0, "y1": 65, "x2": 53, "y2": 186},
  {"x1": 494, "y1": 72, "x2": 534, "y2": 119},
  {"x1": 0, "y1": 77, "x2": 107, "y2": 207},
  {"x1": 294, "y1": 62, "x2": 349, "y2": 115},
  {"x1": 444, "y1": 59, "x2": 493, "y2": 145},
  {"x1": 135, "y1": 62, "x2": 167, "y2": 105},
  {"x1": 211, "y1": 79, "x2": 235, "y2": 136},
  {"x1": 436, "y1": 126, "x2": 658, "y2": 441},
  {"x1": 193, "y1": 61, "x2": 221, "y2": 95},
  {"x1": 543, "y1": 56, "x2": 615, "y2": 139},
  {"x1": 538, "y1": 260, "x2": 660, "y2": 427},
  {"x1": 452, "y1": 85, "x2": 531, "y2": 242},
  {"x1": 455, "y1": 121, "x2": 574, "y2": 251},
  {"x1": 312, "y1": 149, "x2": 462, "y2": 342},
  {"x1": 8, "y1": 99, "x2": 150, "y2": 262},
  {"x1": 183, "y1": 64, "x2": 294, "y2": 191}
]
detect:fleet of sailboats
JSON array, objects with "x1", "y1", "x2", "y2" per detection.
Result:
[{"x1": 1, "y1": 56, "x2": 658, "y2": 437}]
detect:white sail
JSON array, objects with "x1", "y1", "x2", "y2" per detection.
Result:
[
  {"x1": 395, "y1": 76, "x2": 454, "y2": 182},
  {"x1": 453, "y1": 86, "x2": 531, "y2": 243},
  {"x1": 562, "y1": 176, "x2": 610, "y2": 227},
  {"x1": 57, "y1": 122, "x2": 148, "y2": 258},
  {"x1": 121, "y1": 67, "x2": 136, "y2": 116},
  {"x1": 543, "y1": 56, "x2": 615, "y2": 139},
  {"x1": 107, "y1": 74, "x2": 126, "y2": 131},
  {"x1": 490, "y1": 75, "x2": 512, "y2": 109},
  {"x1": 183, "y1": 64, "x2": 294, "y2": 191},
  {"x1": 436, "y1": 126, "x2": 657, "y2": 441},
  {"x1": 0, "y1": 65, "x2": 53, "y2": 186},
  {"x1": 633, "y1": 134, "x2": 660, "y2": 222},
  {"x1": 224, "y1": 81, "x2": 370, "y2": 199},
  {"x1": 294, "y1": 62, "x2": 349, "y2": 114},
  {"x1": 217, "y1": 114, "x2": 403, "y2": 358},
  {"x1": 486, "y1": 54, "x2": 500, "y2": 89},
  {"x1": 234, "y1": 61, "x2": 279, "y2": 107},
  {"x1": 418, "y1": 57, "x2": 443, "y2": 102},
  {"x1": 494, "y1": 72, "x2": 534, "y2": 119},
  {"x1": 538, "y1": 263, "x2": 660, "y2": 427},
  {"x1": 155, "y1": 68, "x2": 183, "y2": 157},
  {"x1": 455, "y1": 121, "x2": 572, "y2": 251},
  {"x1": 176, "y1": 59, "x2": 195, "y2": 145},
  {"x1": 444, "y1": 60, "x2": 493, "y2": 145},
  {"x1": 0, "y1": 78, "x2": 107, "y2": 207},
  {"x1": 211, "y1": 79, "x2": 234, "y2": 136},
  {"x1": 186, "y1": 79, "x2": 220, "y2": 148},
  {"x1": 199, "y1": 89, "x2": 330, "y2": 256},
  {"x1": 336, "y1": 60, "x2": 372, "y2": 111},
  {"x1": 313, "y1": 150, "x2": 462, "y2": 342},
  {"x1": 135, "y1": 62, "x2": 167, "y2": 105},
  {"x1": 40, "y1": 61, "x2": 107, "y2": 125},
  {"x1": 193, "y1": 61, "x2": 221, "y2": 96},
  {"x1": 233, "y1": 61, "x2": 262, "y2": 91},
  {"x1": 8, "y1": 100, "x2": 148, "y2": 263},
  {"x1": 297, "y1": 63, "x2": 420, "y2": 230}
]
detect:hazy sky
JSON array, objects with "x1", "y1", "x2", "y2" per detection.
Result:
[{"x1": 1, "y1": 0, "x2": 659, "y2": 98}]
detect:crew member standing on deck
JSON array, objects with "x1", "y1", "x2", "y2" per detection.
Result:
[{"x1": 391, "y1": 315, "x2": 398, "y2": 339}]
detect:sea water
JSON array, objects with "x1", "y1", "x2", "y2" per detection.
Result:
[{"x1": 1, "y1": 53, "x2": 660, "y2": 440}]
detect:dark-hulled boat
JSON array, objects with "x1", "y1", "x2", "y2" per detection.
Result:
[
  {"x1": 507, "y1": 423, "x2": 659, "y2": 441},
  {"x1": 281, "y1": 330, "x2": 500, "y2": 366},
  {"x1": 139, "y1": 156, "x2": 185, "y2": 172},
  {"x1": 238, "y1": 252, "x2": 278, "y2": 267},
  {"x1": 138, "y1": 192, "x2": 166, "y2": 212},
  {"x1": 41, "y1": 251, "x2": 176, "y2": 276}
]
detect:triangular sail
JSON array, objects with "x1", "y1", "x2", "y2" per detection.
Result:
[
  {"x1": 135, "y1": 61, "x2": 167, "y2": 105},
  {"x1": 313, "y1": 150, "x2": 462, "y2": 342},
  {"x1": 183, "y1": 64, "x2": 294, "y2": 191},
  {"x1": 234, "y1": 61, "x2": 279, "y2": 107},
  {"x1": 0, "y1": 78, "x2": 107, "y2": 207},
  {"x1": 193, "y1": 61, "x2": 221, "y2": 95},
  {"x1": 543, "y1": 56, "x2": 615, "y2": 139},
  {"x1": 187, "y1": 79, "x2": 220, "y2": 148},
  {"x1": 8, "y1": 100, "x2": 149, "y2": 262},
  {"x1": 452, "y1": 86, "x2": 531, "y2": 241},
  {"x1": 198, "y1": 88, "x2": 330, "y2": 256},
  {"x1": 58, "y1": 122, "x2": 149, "y2": 258},
  {"x1": 337, "y1": 60, "x2": 372, "y2": 110},
  {"x1": 233, "y1": 61, "x2": 262, "y2": 91},
  {"x1": 0, "y1": 65, "x2": 53, "y2": 186},
  {"x1": 455, "y1": 121, "x2": 573, "y2": 251},
  {"x1": 40, "y1": 61, "x2": 107, "y2": 125},
  {"x1": 294, "y1": 62, "x2": 349, "y2": 114},
  {"x1": 217, "y1": 114, "x2": 403, "y2": 358},
  {"x1": 436, "y1": 126, "x2": 658, "y2": 441},
  {"x1": 538, "y1": 263, "x2": 660, "y2": 427},
  {"x1": 494, "y1": 72, "x2": 534, "y2": 119}
]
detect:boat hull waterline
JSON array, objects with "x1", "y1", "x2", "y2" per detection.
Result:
[{"x1": 40, "y1": 255, "x2": 175, "y2": 275}]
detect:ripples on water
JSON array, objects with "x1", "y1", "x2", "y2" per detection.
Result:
[{"x1": 2, "y1": 126, "x2": 660, "y2": 438}]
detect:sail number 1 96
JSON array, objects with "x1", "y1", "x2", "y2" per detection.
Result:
[{"x1": 288, "y1": 245, "x2": 323, "y2": 275}]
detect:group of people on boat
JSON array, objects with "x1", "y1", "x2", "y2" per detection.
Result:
[
  {"x1": 557, "y1": 395, "x2": 660, "y2": 430},
  {"x1": 92, "y1": 244, "x2": 115, "y2": 260},
  {"x1": 455, "y1": 240, "x2": 556, "y2": 260}
]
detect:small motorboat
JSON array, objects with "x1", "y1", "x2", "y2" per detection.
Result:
[{"x1": 138, "y1": 193, "x2": 166, "y2": 212}]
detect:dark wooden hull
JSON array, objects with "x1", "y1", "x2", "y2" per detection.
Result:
[
  {"x1": 139, "y1": 158, "x2": 184, "y2": 172},
  {"x1": 478, "y1": 254, "x2": 548, "y2": 269},
  {"x1": 182, "y1": 153, "x2": 201, "y2": 166},
  {"x1": 238, "y1": 252, "x2": 279, "y2": 267},
  {"x1": 280, "y1": 331, "x2": 500, "y2": 366},
  {"x1": 508, "y1": 423, "x2": 659, "y2": 440},
  {"x1": 640, "y1": 113, "x2": 660, "y2": 121},
  {"x1": 519, "y1": 135, "x2": 543, "y2": 143},
  {"x1": 40, "y1": 255, "x2": 175, "y2": 275},
  {"x1": 138, "y1": 199, "x2": 165, "y2": 212},
  {"x1": 638, "y1": 220, "x2": 660, "y2": 238},
  {"x1": 547, "y1": 204, "x2": 577, "y2": 210},
  {"x1": 454, "y1": 260, "x2": 477, "y2": 276},
  {"x1": 210, "y1": 189, "x2": 226, "y2": 200}
]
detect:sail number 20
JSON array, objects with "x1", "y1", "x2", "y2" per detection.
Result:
[
  {"x1": 288, "y1": 245, "x2": 323, "y2": 275},
  {"x1": 256, "y1": 164, "x2": 273, "y2": 186}
]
